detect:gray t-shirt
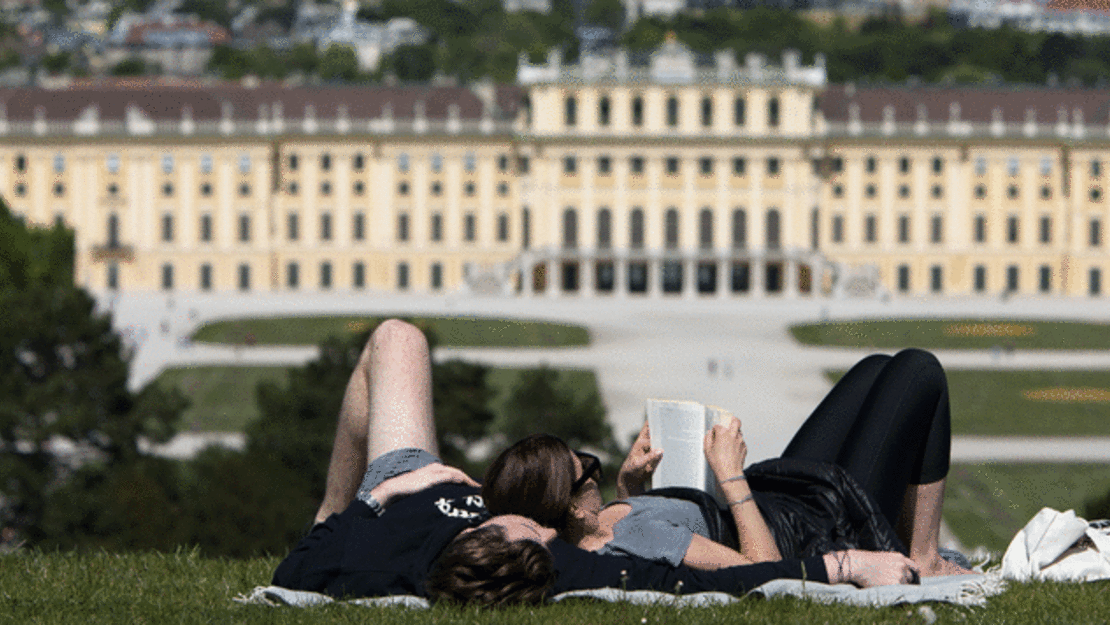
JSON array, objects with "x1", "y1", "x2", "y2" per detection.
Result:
[{"x1": 596, "y1": 495, "x2": 710, "y2": 566}]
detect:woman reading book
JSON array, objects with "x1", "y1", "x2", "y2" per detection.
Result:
[{"x1": 482, "y1": 348, "x2": 973, "y2": 578}]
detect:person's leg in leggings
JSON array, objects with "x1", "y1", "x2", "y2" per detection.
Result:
[
  {"x1": 781, "y1": 349, "x2": 966, "y2": 575},
  {"x1": 781, "y1": 353, "x2": 893, "y2": 461},
  {"x1": 314, "y1": 319, "x2": 438, "y2": 522}
]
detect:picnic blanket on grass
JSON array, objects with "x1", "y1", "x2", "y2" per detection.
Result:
[{"x1": 235, "y1": 573, "x2": 1005, "y2": 609}]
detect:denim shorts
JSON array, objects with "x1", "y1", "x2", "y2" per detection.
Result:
[{"x1": 355, "y1": 447, "x2": 439, "y2": 505}]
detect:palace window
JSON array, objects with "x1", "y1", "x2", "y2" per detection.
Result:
[
  {"x1": 732, "y1": 208, "x2": 746, "y2": 249},
  {"x1": 766, "y1": 209, "x2": 781, "y2": 249}
]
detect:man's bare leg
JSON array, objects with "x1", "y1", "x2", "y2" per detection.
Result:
[
  {"x1": 314, "y1": 319, "x2": 438, "y2": 523},
  {"x1": 896, "y1": 478, "x2": 972, "y2": 576}
]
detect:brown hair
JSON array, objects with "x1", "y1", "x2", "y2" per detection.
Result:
[
  {"x1": 482, "y1": 434, "x2": 577, "y2": 530},
  {"x1": 426, "y1": 525, "x2": 555, "y2": 607}
]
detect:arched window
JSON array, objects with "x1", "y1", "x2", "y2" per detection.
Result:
[
  {"x1": 734, "y1": 98, "x2": 746, "y2": 126},
  {"x1": 565, "y1": 96, "x2": 577, "y2": 126},
  {"x1": 522, "y1": 206, "x2": 531, "y2": 250},
  {"x1": 630, "y1": 208, "x2": 645, "y2": 249},
  {"x1": 597, "y1": 208, "x2": 612, "y2": 249},
  {"x1": 768, "y1": 97, "x2": 780, "y2": 128},
  {"x1": 666, "y1": 97, "x2": 679, "y2": 127},
  {"x1": 766, "y1": 209, "x2": 781, "y2": 250},
  {"x1": 731, "y1": 208, "x2": 746, "y2": 249},
  {"x1": 700, "y1": 96, "x2": 713, "y2": 127},
  {"x1": 698, "y1": 208, "x2": 713, "y2": 250},
  {"x1": 665, "y1": 208, "x2": 680, "y2": 249},
  {"x1": 563, "y1": 207, "x2": 578, "y2": 249}
]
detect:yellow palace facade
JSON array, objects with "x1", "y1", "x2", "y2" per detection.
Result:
[{"x1": 3, "y1": 42, "x2": 1110, "y2": 299}]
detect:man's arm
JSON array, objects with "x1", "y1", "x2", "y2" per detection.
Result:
[
  {"x1": 549, "y1": 541, "x2": 921, "y2": 595},
  {"x1": 548, "y1": 539, "x2": 828, "y2": 597},
  {"x1": 367, "y1": 463, "x2": 478, "y2": 510}
]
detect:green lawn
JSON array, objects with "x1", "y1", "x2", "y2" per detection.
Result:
[
  {"x1": 154, "y1": 366, "x2": 291, "y2": 431},
  {"x1": 791, "y1": 318, "x2": 1110, "y2": 350},
  {"x1": 828, "y1": 369, "x2": 1110, "y2": 436},
  {"x1": 1, "y1": 550, "x2": 1108, "y2": 624},
  {"x1": 944, "y1": 463, "x2": 1110, "y2": 553},
  {"x1": 154, "y1": 365, "x2": 601, "y2": 434},
  {"x1": 191, "y1": 316, "x2": 589, "y2": 348}
]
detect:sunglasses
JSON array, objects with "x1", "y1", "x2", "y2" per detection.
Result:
[{"x1": 571, "y1": 451, "x2": 603, "y2": 494}]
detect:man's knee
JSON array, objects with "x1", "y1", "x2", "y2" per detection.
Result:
[{"x1": 369, "y1": 318, "x2": 429, "y2": 355}]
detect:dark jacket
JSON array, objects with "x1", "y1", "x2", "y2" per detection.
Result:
[{"x1": 649, "y1": 457, "x2": 906, "y2": 559}]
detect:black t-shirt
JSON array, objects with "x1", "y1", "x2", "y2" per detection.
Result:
[{"x1": 272, "y1": 483, "x2": 487, "y2": 598}]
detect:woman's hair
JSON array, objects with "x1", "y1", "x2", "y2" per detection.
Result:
[
  {"x1": 426, "y1": 525, "x2": 555, "y2": 607},
  {"x1": 482, "y1": 434, "x2": 577, "y2": 530}
]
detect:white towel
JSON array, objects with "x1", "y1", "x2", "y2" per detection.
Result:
[{"x1": 1000, "y1": 507, "x2": 1110, "y2": 583}]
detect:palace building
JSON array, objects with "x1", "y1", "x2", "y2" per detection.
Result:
[{"x1": 2, "y1": 42, "x2": 1110, "y2": 299}]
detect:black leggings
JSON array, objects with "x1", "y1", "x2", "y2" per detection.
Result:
[{"x1": 780, "y1": 348, "x2": 951, "y2": 527}]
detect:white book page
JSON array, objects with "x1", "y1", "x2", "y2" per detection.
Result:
[{"x1": 646, "y1": 399, "x2": 708, "y2": 492}]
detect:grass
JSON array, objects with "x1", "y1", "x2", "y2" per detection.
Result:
[
  {"x1": 1, "y1": 550, "x2": 1108, "y2": 624},
  {"x1": 791, "y1": 318, "x2": 1110, "y2": 350},
  {"x1": 153, "y1": 366, "x2": 290, "y2": 431},
  {"x1": 827, "y1": 369, "x2": 1110, "y2": 436},
  {"x1": 944, "y1": 463, "x2": 1110, "y2": 553},
  {"x1": 153, "y1": 365, "x2": 602, "y2": 433},
  {"x1": 191, "y1": 316, "x2": 590, "y2": 348}
]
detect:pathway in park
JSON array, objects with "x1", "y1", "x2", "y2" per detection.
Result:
[{"x1": 116, "y1": 291, "x2": 1110, "y2": 467}]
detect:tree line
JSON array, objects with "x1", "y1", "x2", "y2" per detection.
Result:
[{"x1": 203, "y1": 1, "x2": 1110, "y2": 87}]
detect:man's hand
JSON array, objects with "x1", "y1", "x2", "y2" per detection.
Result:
[
  {"x1": 704, "y1": 415, "x2": 747, "y2": 484},
  {"x1": 617, "y1": 423, "x2": 664, "y2": 499},
  {"x1": 371, "y1": 463, "x2": 479, "y2": 508}
]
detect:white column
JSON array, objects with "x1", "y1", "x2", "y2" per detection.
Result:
[
  {"x1": 648, "y1": 256, "x2": 661, "y2": 298},
  {"x1": 613, "y1": 251, "x2": 626, "y2": 298},
  {"x1": 784, "y1": 257, "x2": 798, "y2": 299},
  {"x1": 717, "y1": 255, "x2": 730, "y2": 299},
  {"x1": 581, "y1": 250, "x2": 595, "y2": 298},
  {"x1": 750, "y1": 254, "x2": 764, "y2": 298},
  {"x1": 521, "y1": 257, "x2": 533, "y2": 297},
  {"x1": 683, "y1": 255, "x2": 696, "y2": 300},
  {"x1": 546, "y1": 255, "x2": 558, "y2": 299}
]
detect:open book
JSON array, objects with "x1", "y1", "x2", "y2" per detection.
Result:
[{"x1": 645, "y1": 399, "x2": 731, "y2": 505}]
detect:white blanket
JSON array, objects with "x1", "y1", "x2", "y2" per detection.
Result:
[
  {"x1": 1000, "y1": 507, "x2": 1110, "y2": 583},
  {"x1": 235, "y1": 573, "x2": 1005, "y2": 609}
]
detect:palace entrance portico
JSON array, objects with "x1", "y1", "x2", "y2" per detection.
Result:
[{"x1": 515, "y1": 249, "x2": 830, "y2": 299}]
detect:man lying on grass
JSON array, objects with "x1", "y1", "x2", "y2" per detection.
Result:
[{"x1": 273, "y1": 319, "x2": 918, "y2": 606}]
